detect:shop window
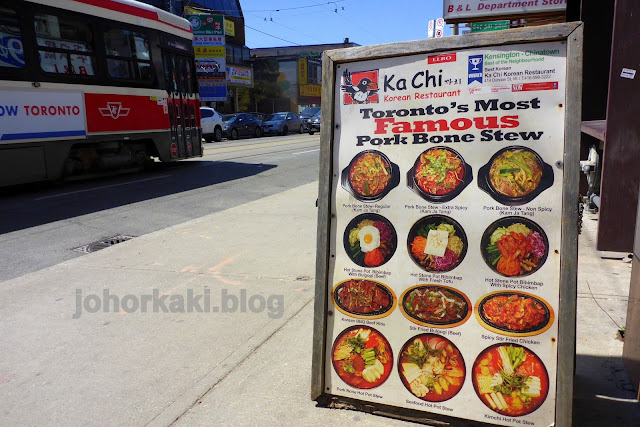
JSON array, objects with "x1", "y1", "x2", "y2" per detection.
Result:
[{"x1": 308, "y1": 62, "x2": 321, "y2": 85}]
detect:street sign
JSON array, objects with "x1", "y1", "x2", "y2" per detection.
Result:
[
  {"x1": 471, "y1": 20, "x2": 510, "y2": 32},
  {"x1": 428, "y1": 20, "x2": 434, "y2": 38},
  {"x1": 313, "y1": 22, "x2": 583, "y2": 427}
]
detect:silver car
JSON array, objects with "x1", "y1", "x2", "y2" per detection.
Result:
[{"x1": 261, "y1": 112, "x2": 303, "y2": 136}]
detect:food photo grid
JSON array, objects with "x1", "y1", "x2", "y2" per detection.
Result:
[{"x1": 323, "y1": 40, "x2": 567, "y2": 426}]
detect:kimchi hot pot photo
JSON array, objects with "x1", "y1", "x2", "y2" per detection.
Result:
[
  {"x1": 407, "y1": 146, "x2": 473, "y2": 203},
  {"x1": 472, "y1": 343, "x2": 549, "y2": 417},
  {"x1": 341, "y1": 150, "x2": 400, "y2": 202},
  {"x1": 477, "y1": 146, "x2": 554, "y2": 206}
]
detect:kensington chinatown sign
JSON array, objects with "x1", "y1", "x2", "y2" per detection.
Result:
[{"x1": 312, "y1": 23, "x2": 582, "y2": 427}]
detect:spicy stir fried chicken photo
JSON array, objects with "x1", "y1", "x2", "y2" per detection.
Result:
[{"x1": 481, "y1": 293, "x2": 549, "y2": 333}]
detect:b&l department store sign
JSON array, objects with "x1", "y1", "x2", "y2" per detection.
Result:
[{"x1": 444, "y1": 0, "x2": 567, "y2": 23}]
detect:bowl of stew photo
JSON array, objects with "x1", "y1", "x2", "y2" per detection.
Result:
[
  {"x1": 332, "y1": 325, "x2": 393, "y2": 389},
  {"x1": 341, "y1": 150, "x2": 400, "y2": 202},
  {"x1": 398, "y1": 334, "x2": 466, "y2": 402},
  {"x1": 472, "y1": 343, "x2": 549, "y2": 417},
  {"x1": 407, "y1": 147, "x2": 473, "y2": 203},
  {"x1": 477, "y1": 146, "x2": 554, "y2": 206}
]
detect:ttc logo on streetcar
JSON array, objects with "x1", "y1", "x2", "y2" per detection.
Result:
[{"x1": 99, "y1": 102, "x2": 131, "y2": 119}]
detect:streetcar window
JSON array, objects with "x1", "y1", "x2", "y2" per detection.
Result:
[
  {"x1": 166, "y1": 38, "x2": 189, "y2": 52},
  {"x1": 184, "y1": 59, "x2": 194, "y2": 95},
  {"x1": 34, "y1": 12, "x2": 95, "y2": 75},
  {"x1": 178, "y1": 56, "x2": 187, "y2": 95},
  {"x1": 104, "y1": 29, "x2": 152, "y2": 81},
  {"x1": 0, "y1": 6, "x2": 24, "y2": 68}
]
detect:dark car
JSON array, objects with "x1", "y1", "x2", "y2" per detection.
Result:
[
  {"x1": 261, "y1": 112, "x2": 303, "y2": 135},
  {"x1": 307, "y1": 111, "x2": 321, "y2": 135},
  {"x1": 249, "y1": 112, "x2": 265, "y2": 123},
  {"x1": 300, "y1": 106, "x2": 321, "y2": 131},
  {"x1": 221, "y1": 113, "x2": 263, "y2": 139}
]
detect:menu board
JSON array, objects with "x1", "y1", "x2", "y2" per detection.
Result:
[{"x1": 322, "y1": 40, "x2": 567, "y2": 426}]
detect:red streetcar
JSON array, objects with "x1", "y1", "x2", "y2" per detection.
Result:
[{"x1": 0, "y1": 0, "x2": 202, "y2": 187}]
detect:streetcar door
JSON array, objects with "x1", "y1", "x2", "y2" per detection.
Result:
[{"x1": 163, "y1": 52, "x2": 194, "y2": 159}]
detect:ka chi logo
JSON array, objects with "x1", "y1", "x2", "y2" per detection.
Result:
[
  {"x1": 99, "y1": 102, "x2": 130, "y2": 119},
  {"x1": 341, "y1": 69, "x2": 379, "y2": 105}
]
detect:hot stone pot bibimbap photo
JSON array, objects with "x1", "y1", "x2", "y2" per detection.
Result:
[
  {"x1": 482, "y1": 217, "x2": 548, "y2": 277},
  {"x1": 344, "y1": 214, "x2": 397, "y2": 268},
  {"x1": 408, "y1": 215, "x2": 467, "y2": 273}
]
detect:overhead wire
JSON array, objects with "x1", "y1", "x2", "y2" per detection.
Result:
[
  {"x1": 244, "y1": 24, "x2": 302, "y2": 45},
  {"x1": 246, "y1": 11, "x2": 327, "y2": 45},
  {"x1": 246, "y1": 0, "x2": 348, "y2": 13}
]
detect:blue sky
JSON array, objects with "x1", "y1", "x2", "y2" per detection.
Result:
[{"x1": 239, "y1": 0, "x2": 452, "y2": 48}]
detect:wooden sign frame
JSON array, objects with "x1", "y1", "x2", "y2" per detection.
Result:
[{"x1": 312, "y1": 22, "x2": 583, "y2": 426}]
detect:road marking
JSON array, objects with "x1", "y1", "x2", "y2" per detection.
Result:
[
  {"x1": 292, "y1": 148, "x2": 320, "y2": 155},
  {"x1": 33, "y1": 175, "x2": 171, "y2": 200}
]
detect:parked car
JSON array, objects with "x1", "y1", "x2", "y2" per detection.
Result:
[
  {"x1": 300, "y1": 106, "x2": 321, "y2": 131},
  {"x1": 249, "y1": 112, "x2": 265, "y2": 123},
  {"x1": 307, "y1": 111, "x2": 321, "y2": 135},
  {"x1": 221, "y1": 113, "x2": 263, "y2": 139},
  {"x1": 261, "y1": 112, "x2": 303, "y2": 135},
  {"x1": 199, "y1": 107, "x2": 223, "y2": 142}
]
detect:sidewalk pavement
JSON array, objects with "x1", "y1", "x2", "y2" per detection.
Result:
[{"x1": 0, "y1": 182, "x2": 638, "y2": 426}]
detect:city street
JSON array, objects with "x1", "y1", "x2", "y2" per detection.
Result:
[
  {"x1": 1, "y1": 133, "x2": 639, "y2": 426},
  {"x1": 0, "y1": 134, "x2": 320, "y2": 282}
]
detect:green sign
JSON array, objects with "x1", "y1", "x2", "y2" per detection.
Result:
[
  {"x1": 185, "y1": 14, "x2": 224, "y2": 36},
  {"x1": 470, "y1": 20, "x2": 510, "y2": 32}
]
